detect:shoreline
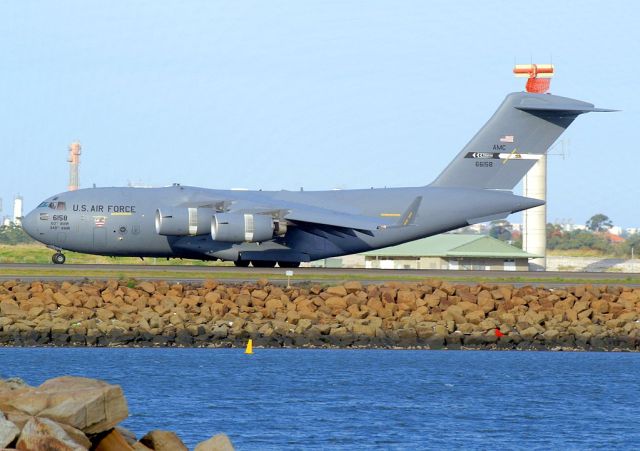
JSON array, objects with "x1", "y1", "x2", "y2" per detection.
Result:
[
  {"x1": 1, "y1": 279, "x2": 639, "y2": 352},
  {"x1": 1, "y1": 344, "x2": 635, "y2": 352}
]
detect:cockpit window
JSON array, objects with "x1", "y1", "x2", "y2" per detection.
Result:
[{"x1": 43, "y1": 201, "x2": 66, "y2": 210}]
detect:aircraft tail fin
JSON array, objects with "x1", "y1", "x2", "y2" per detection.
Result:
[{"x1": 430, "y1": 92, "x2": 613, "y2": 190}]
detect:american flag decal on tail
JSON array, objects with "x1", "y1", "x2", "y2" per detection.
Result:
[{"x1": 499, "y1": 135, "x2": 514, "y2": 143}]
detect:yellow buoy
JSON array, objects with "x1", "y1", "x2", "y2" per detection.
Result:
[{"x1": 244, "y1": 339, "x2": 253, "y2": 354}]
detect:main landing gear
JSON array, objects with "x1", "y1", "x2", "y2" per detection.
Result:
[
  {"x1": 52, "y1": 252, "x2": 66, "y2": 265},
  {"x1": 251, "y1": 261, "x2": 276, "y2": 268},
  {"x1": 233, "y1": 260, "x2": 301, "y2": 268}
]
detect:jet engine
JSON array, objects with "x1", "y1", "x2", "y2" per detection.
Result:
[
  {"x1": 155, "y1": 207, "x2": 213, "y2": 236},
  {"x1": 211, "y1": 213, "x2": 276, "y2": 243}
]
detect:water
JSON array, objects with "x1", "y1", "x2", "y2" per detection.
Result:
[{"x1": 1, "y1": 348, "x2": 639, "y2": 450}]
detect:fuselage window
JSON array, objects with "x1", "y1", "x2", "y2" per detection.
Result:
[{"x1": 38, "y1": 201, "x2": 49, "y2": 208}]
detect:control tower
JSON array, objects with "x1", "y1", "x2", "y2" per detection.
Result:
[{"x1": 514, "y1": 64, "x2": 554, "y2": 270}]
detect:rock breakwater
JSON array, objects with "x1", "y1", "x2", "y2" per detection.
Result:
[
  {"x1": 1, "y1": 279, "x2": 639, "y2": 350},
  {"x1": 0, "y1": 375, "x2": 234, "y2": 450}
]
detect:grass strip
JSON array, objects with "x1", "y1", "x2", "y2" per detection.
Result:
[{"x1": 2, "y1": 267, "x2": 640, "y2": 285}]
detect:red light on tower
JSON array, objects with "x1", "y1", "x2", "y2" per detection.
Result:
[{"x1": 513, "y1": 63, "x2": 554, "y2": 93}]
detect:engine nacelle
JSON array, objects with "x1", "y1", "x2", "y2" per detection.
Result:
[
  {"x1": 211, "y1": 213, "x2": 274, "y2": 243},
  {"x1": 155, "y1": 207, "x2": 213, "y2": 236}
]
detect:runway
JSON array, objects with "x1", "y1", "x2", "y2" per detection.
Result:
[{"x1": 1, "y1": 263, "x2": 639, "y2": 285}]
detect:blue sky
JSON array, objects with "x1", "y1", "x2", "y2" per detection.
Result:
[{"x1": 1, "y1": 1, "x2": 637, "y2": 227}]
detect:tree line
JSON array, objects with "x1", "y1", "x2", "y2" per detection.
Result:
[
  {"x1": 0, "y1": 224, "x2": 35, "y2": 245},
  {"x1": 488, "y1": 213, "x2": 640, "y2": 257},
  {"x1": 546, "y1": 225, "x2": 640, "y2": 257}
]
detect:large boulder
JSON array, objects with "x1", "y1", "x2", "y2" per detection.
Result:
[
  {"x1": 0, "y1": 411, "x2": 20, "y2": 449},
  {"x1": 0, "y1": 299, "x2": 22, "y2": 316},
  {"x1": 16, "y1": 416, "x2": 87, "y2": 451},
  {"x1": 93, "y1": 428, "x2": 136, "y2": 451},
  {"x1": 5, "y1": 377, "x2": 128, "y2": 435},
  {"x1": 325, "y1": 297, "x2": 347, "y2": 313},
  {"x1": 352, "y1": 322, "x2": 377, "y2": 338},
  {"x1": 477, "y1": 294, "x2": 495, "y2": 314},
  {"x1": 140, "y1": 430, "x2": 188, "y2": 451},
  {"x1": 137, "y1": 282, "x2": 156, "y2": 294},
  {"x1": 325, "y1": 286, "x2": 347, "y2": 297},
  {"x1": 58, "y1": 422, "x2": 92, "y2": 449},
  {"x1": 520, "y1": 326, "x2": 539, "y2": 340},
  {"x1": 194, "y1": 433, "x2": 235, "y2": 451},
  {"x1": 343, "y1": 281, "x2": 363, "y2": 294},
  {"x1": 396, "y1": 291, "x2": 416, "y2": 309},
  {"x1": 0, "y1": 385, "x2": 48, "y2": 416}
]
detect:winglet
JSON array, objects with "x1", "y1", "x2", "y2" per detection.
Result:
[
  {"x1": 378, "y1": 196, "x2": 423, "y2": 230},
  {"x1": 398, "y1": 196, "x2": 422, "y2": 226}
]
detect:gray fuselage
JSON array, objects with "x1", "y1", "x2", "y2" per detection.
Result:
[{"x1": 22, "y1": 184, "x2": 539, "y2": 263}]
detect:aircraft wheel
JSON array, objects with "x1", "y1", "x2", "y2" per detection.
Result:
[
  {"x1": 234, "y1": 260, "x2": 250, "y2": 267},
  {"x1": 278, "y1": 261, "x2": 300, "y2": 268},
  {"x1": 52, "y1": 253, "x2": 66, "y2": 265},
  {"x1": 251, "y1": 261, "x2": 276, "y2": 268}
]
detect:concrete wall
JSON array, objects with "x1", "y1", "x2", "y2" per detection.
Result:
[
  {"x1": 363, "y1": 256, "x2": 529, "y2": 271},
  {"x1": 306, "y1": 254, "x2": 639, "y2": 272},
  {"x1": 547, "y1": 256, "x2": 640, "y2": 273}
]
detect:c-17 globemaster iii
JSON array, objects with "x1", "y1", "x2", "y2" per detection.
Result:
[{"x1": 22, "y1": 88, "x2": 610, "y2": 267}]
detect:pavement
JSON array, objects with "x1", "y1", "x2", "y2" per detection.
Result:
[{"x1": 1, "y1": 263, "x2": 639, "y2": 286}]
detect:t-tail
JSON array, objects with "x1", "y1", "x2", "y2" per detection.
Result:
[{"x1": 431, "y1": 91, "x2": 614, "y2": 190}]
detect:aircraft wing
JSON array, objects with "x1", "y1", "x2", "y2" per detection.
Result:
[
  {"x1": 222, "y1": 201, "x2": 389, "y2": 232},
  {"x1": 223, "y1": 195, "x2": 422, "y2": 232},
  {"x1": 284, "y1": 208, "x2": 389, "y2": 232},
  {"x1": 284, "y1": 195, "x2": 422, "y2": 231}
]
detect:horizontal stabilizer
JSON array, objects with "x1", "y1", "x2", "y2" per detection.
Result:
[
  {"x1": 516, "y1": 105, "x2": 617, "y2": 113},
  {"x1": 514, "y1": 95, "x2": 616, "y2": 114}
]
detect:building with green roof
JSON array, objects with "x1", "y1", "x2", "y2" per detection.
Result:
[{"x1": 313, "y1": 234, "x2": 541, "y2": 270}]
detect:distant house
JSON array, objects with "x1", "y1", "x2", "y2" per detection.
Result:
[
  {"x1": 310, "y1": 234, "x2": 540, "y2": 270},
  {"x1": 603, "y1": 232, "x2": 625, "y2": 244},
  {"x1": 362, "y1": 234, "x2": 540, "y2": 271}
]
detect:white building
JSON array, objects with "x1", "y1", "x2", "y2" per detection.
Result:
[
  {"x1": 12, "y1": 195, "x2": 23, "y2": 226},
  {"x1": 609, "y1": 226, "x2": 623, "y2": 236}
]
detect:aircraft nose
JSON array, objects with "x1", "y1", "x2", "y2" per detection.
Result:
[{"x1": 22, "y1": 210, "x2": 38, "y2": 239}]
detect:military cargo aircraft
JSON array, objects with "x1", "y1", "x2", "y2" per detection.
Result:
[{"x1": 22, "y1": 89, "x2": 609, "y2": 267}]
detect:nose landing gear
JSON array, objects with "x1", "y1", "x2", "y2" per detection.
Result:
[{"x1": 52, "y1": 252, "x2": 66, "y2": 264}]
